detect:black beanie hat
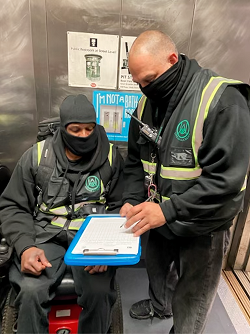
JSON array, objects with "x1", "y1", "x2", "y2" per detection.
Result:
[{"x1": 60, "y1": 94, "x2": 96, "y2": 128}]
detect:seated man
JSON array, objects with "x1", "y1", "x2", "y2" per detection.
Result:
[{"x1": 0, "y1": 94, "x2": 124, "y2": 334}]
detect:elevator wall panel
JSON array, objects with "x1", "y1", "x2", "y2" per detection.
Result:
[
  {"x1": 121, "y1": 0, "x2": 195, "y2": 54},
  {"x1": 189, "y1": 0, "x2": 250, "y2": 82},
  {"x1": 0, "y1": 0, "x2": 37, "y2": 170},
  {"x1": 45, "y1": 0, "x2": 122, "y2": 116}
]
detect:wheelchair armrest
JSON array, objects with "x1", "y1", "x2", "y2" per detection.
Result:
[
  {"x1": 0, "y1": 238, "x2": 13, "y2": 278},
  {"x1": 53, "y1": 266, "x2": 76, "y2": 299}
]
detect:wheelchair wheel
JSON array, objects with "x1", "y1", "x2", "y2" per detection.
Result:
[
  {"x1": 1, "y1": 288, "x2": 17, "y2": 334},
  {"x1": 109, "y1": 282, "x2": 123, "y2": 334}
]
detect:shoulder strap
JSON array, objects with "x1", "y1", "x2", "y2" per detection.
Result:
[
  {"x1": 136, "y1": 95, "x2": 147, "y2": 120},
  {"x1": 35, "y1": 136, "x2": 56, "y2": 203}
]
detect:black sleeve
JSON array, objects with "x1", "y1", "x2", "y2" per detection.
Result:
[
  {"x1": 122, "y1": 110, "x2": 146, "y2": 205},
  {"x1": 105, "y1": 145, "x2": 125, "y2": 213},
  {"x1": 160, "y1": 86, "x2": 250, "y2": 224},
  {"x1": 0, "y1": 147, "x2": 37, "y2": 257}
]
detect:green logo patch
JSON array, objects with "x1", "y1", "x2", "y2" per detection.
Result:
[
  {"x1": 85, "y1": 176, "x2": 100, "y2": 192},
  {"x1": 175, "y1": 120, "x2": 190, "y2": 141}
]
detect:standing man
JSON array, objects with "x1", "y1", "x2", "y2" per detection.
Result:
[
  {"x1": 120, "y1": 30, "x2": 250, "y2": 333},
  {"x1": 0, "y1": 94, "x2": 124, "y2": 334}
]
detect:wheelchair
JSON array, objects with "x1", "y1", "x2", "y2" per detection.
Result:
[
  {"x1": 1, "y1": 255, "x2": 123, "y2": 334},
  {"x1": 0, "y1": 166, "x2": 123, "y2": 334}
]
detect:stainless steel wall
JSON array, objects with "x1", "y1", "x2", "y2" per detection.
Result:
[
  {"x1": 1, "y1": 0, "x2": 250, "y2": 170},
  {"x1": 0, "y1": 0, "x2": 37, "y2": 170}
]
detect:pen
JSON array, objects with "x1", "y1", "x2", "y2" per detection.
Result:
[{"x1": 120, "y1": 196, "x2": 153, "y2": 228}]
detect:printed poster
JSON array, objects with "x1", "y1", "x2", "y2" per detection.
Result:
[
  {"x1": 118, "y1": 36, "x2": 140, "y2": 91},
  {"x1": 67, "y1": 32, "x2": 119, "y2": 89},
  {"x1": 93, "y1": 90, "x2": 142, "y2": 141}
]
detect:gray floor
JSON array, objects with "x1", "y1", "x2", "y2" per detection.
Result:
[{"x1": 116, "y1": 267, "x2": 240, "y2": 334}]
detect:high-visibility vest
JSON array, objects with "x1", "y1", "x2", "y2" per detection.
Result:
[
  {"x1": 33, "y1": 140, "x2": 114, "y2": 230},
  {"x1": 137, "y1": 69, "x2": 248, "y2": 202}
]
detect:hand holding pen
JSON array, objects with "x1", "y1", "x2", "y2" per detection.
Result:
[
  {"x1": 119, "y1": 196, "x2": 154, "y2": 228},
  {"x1": 119, "y1": 195, "x2": 166, "y2": 237}
]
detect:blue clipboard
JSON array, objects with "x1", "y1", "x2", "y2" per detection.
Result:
[{"x1": 64, "y1": 214, "x2": 141, "y2": 266}]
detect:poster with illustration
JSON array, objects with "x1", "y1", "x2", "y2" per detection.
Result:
[
  {"x1": 67, "y1": 32, "x2": 119, "y2": 89},
  {"x1": 93, "y1": 90, "x2": 142, "y2": 141},
  {"x1": 118, "y1": 36, "x2": 140, "y2": 91}
]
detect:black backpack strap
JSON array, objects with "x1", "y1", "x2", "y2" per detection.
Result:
[
  {"x1": 37, "y1": 117, "x2": 60, "y2": 142},
  {"x1": 99, "y1": 143, "x2": 113, "y2": 195},
  {"x1": 34, "y1": 136, "x2": 56, "y2": 205},
  {"x1": 99, "y1": 159, "x2": 112, "y2": 195}
]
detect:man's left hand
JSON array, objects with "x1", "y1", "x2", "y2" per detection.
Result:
[
  {"x1": 84, "y1": 265, "x2": 108, "y2": 274},
  {"x1": 124, "y1": 202, "x2": 166, "y2": 236}
]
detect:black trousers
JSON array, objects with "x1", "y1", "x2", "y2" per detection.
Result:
[
  {"x1": 9, "y1": 242, "x2": 117, "y2": 334},
  {"x1": 146, "y1": 229, "x2": 229, "y2": 334}
]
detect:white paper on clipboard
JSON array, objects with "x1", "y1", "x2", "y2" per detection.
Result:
[{"x1": 71, "y1": 217, "x2": 139, "y2": 255}]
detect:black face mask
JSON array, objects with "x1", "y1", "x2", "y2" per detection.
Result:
[
  {"x1": 139, "y1": 56, "x2": 184, "y2": 103},
  {"x1": 61, "y1": 126, "x2": 98, "y2": 157}
]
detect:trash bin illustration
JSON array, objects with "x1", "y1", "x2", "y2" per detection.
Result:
[{"x1": 85, "y1": 54, "x2": 102, "y2": 81}]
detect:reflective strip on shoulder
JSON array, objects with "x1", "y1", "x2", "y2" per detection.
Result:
[
  {"x1": 141, "y1": 159, "x2": 157, "y2": 174},
  {"x1": 192, "y1": 76, "x2": 242, "y2": 166},
  {"x1": 108, "y1": 143, "x2": 113, "y2": 165},
  {"x1": 241, "y1": 175, "x2": 247, "y2": 191},
  {"x1": 37, "y1": 140, "x2": 45, "y2": 165},
  {"x1": 137, "y1": 95, "x2": 147, "y2": 120}
]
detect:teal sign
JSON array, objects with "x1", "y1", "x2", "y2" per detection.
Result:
[
  {"x1": 175, "y1": 120, "x2": 190, "y2": 141},
  {"x1": 93, "y1": 90, "x2": 142, "y2": 141}
]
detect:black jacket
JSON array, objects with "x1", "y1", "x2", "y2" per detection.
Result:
[
  {"x1": 123, "y1": 55, "x2": 250, "y2": 237},
  {"x1": 0, "y1": 125, "x2": 124, "y2": 257}
]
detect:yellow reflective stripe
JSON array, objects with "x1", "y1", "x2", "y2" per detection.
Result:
[
  {"x1": 49, "y1": 206, "x2": 68, "y2": 214},
  {"x1": 37, "y1": 141, "x2": 44, "y2": 165},
  {"x1": 204, "y1": 77, "x2": 242, "y2": 122},
  {"x1": 241, "y1": 175, "x2": 247, "y2": 191},
  {"x1": 40, "y1": 200, "x2": 106, "y2": 215},
  {"x1": 193, "y1": 77, "x2": 242, "y2": 166},
  {"x1": 68, "y1": 218, "x2": 85, "y2": 230},
  {"x1": 40, "y1": 204, "x2": 68, "y2": 215},
  {"x1": 137, "y1": 95, "x2": 147, "y2": 120},
  {"x1": 161, "y1": 196, "x2": 170, "y2": 201},
  {"x1": 108, "y1": 143, "x2": 113, "y2": 165},
  {"x1": 50, "y1": 217, "x2": 85, "y2": 230},
  {"x1": 51, "y1": 216, "x2": 67, "y2": 227},
  {"x1": 51, "y1": 221, "x2": 63, "y2": 227},
  {"x1": 160, "y1": 165, "x2": 202, "y2": 180},
  {"x1": 39, "y1": 203, "x2": 67, "y2": 215},
  {"x1": 141, "y1": 159, "x2": 157, "y2": 174}
]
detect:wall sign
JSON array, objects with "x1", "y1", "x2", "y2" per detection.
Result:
[
  {"x1": 118, "y1": 36, "x2": 140, "y2": 91},
  {"x1": 68, "y1": 32, "x2": 119, "y2": 89},
  {"x1": 93, "y1": 90, "x2": 142, "y2": 141}
]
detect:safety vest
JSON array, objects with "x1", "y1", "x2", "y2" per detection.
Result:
[
  {"x1": 32, "y1": 139, "x2": 114, "y2": 230},
  {"x1": 137, "y1": 69, "x2": 248, "y2": 203}
]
